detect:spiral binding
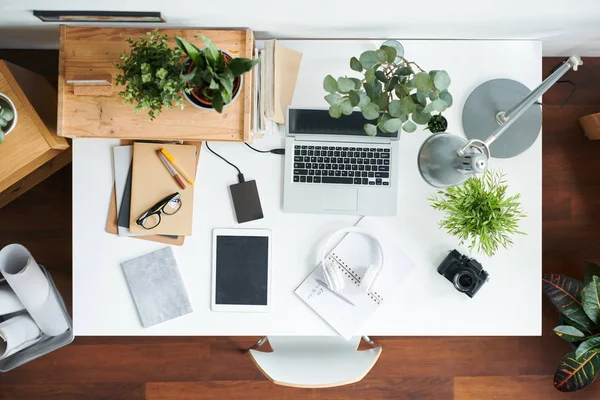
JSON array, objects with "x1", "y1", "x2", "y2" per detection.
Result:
[{"x1": 329, "y1": 253, "x2": 384, "y2": 305}]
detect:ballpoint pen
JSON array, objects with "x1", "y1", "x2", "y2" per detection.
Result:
[
  {"x1": 316, "y1": 278, "x2": 355, "y2": 307},
  {"x1": 160, "y1": 148, "x2": 195, "y2": 185},
  {"x1": 157, "y1": 151, "x2": 186, "y2": 190}
]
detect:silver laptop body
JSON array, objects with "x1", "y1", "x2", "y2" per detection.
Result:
[{"x1": 283, "y1": 107, "x2": 399, "y2": 216}]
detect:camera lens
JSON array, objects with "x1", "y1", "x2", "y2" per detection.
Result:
[{"x1": 453, "y1": 271, "x2": 476, "y2": 292}]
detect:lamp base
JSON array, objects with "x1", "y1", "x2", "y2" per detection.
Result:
[
  {"x1": 418, "y1": 133, "x2": 470, "y2": 188},
  {"x1": 462, "y1": 78, "x2": 542, "y2": 159}
]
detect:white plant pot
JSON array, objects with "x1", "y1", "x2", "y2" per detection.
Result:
[{"x1": 0, "y1": 93, "x2": 18, "y2": 138}]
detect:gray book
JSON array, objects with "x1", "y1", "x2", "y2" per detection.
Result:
[{"x1": 121, "y1": 247, "x2": 192, "y2": 328}]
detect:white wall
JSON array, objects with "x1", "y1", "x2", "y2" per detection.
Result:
[{"x1": 1, "y1": 0, "x2": 600, "y2": 55}]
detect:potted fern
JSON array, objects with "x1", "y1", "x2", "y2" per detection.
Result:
[
  {"x1": 0, "y1": 93, "x2": 17, "y2": 144},
  {"x1": 429, "y1": 170, "x2": 526, "y2": 257},
  {"x1": 543, "y1": 263, "x2": 600, "y2": 392},
  {"x1": 176, "y1": 35, "x2": 259, "y2": 113}
]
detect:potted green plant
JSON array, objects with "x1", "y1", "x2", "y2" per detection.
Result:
[
  {"x1": 323, "y1": 41, "x2": 452, "y2": 136},
  {"x1": 543, "y1": 263, "x2": 600, "y2": 392},
  {"x1": 115, "y1": 29, "x2": 190, "y2": 121},
  {"x1": 429, "y1": 170, "x2": 526, "y2": 257},
  {"x1": 176, "y1": 35, "x2": 259, "y2": 113},
  {"x1": 0, "y1": 93, "x2": 17, "y2": 144}
]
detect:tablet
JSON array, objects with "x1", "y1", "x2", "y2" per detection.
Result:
[{"x1": 211, "y1": 229, "x2": 272, "y2": 312}]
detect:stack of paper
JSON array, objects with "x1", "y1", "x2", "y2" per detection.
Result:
[{"x1": 253, "y1": 40, "x2": 302, "y2": 136}]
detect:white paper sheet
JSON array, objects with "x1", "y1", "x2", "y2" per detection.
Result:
[
  {"x1": 0, "y1": 244, "x2": 69, "y2": 336},
  {"x1": 0, "y1": 314, "x2": 42, "y2": 360},
  {"x1": 0, "y1": 285, "x2": 25, "y2": 316}
]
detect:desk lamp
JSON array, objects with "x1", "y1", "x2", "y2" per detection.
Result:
[{"x1": 418, "y1": 55, "x2": 582, "y2": 188}]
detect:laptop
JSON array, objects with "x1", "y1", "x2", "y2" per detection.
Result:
[{"x1": 283, "y1": 107, "x2": 399, "y2": 216}]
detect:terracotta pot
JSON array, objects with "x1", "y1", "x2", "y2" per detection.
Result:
[
  {"x1": 579, "y1": 112, "x2": 600, "y2": 140},
  {"x1": 184, "y1": 50, "x2": 242, "y2": 111}
]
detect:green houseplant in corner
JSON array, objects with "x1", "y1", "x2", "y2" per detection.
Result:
[
  {"x1": 323, "y1": 41, "x2": 452, "y2": 136},
  {"x1": 543, "y1": 263, "x2": 600, "y2": 392},
  {"x1": 176, "y1": 35, "x2": 259, "y2": 113},
  {"x1": 115, "y1": 29, "x2": 190, "y2": 121},
  {"x1": 429, "y1": 170, "x2": 526, "y2": 257},
  {"x1": 0, "y1": 94, "x2": 17, "y2": 144}
]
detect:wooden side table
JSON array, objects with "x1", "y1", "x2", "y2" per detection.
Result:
[{"x1": 0, "y1": 61, "x2": 70, "y2": 209}]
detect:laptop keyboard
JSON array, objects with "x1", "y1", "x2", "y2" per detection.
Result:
[{"x1": 293, "y1": 144, "x2": 391, "y2": 186}]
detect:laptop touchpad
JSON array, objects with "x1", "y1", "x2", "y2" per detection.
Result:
[{"x1": 322, "y1": 188, "x2": 358, "y2": 211}]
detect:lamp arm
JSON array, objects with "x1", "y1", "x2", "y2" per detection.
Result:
[{"x1": 482, "y1": 55, "x2": 582, "y2": 148}]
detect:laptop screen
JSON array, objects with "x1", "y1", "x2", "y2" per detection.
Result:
[{"x1": 288, "y1": 108, "x2": 399, "y2": 138}]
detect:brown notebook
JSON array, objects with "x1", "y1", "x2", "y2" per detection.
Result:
[
  {"x1": 129, "y1": 142, "x2": 197, "y2": 236},
  {"x1": 270, "y1": 40, "x2": 303, "y2": 124}
]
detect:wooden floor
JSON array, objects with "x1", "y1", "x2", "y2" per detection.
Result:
[{"x1": 1, "y1": 54, "x2": 600, "y2": 399}]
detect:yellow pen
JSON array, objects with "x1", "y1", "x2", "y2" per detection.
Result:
[{"x1": 160, "y1": 148, "x2": 195, "y2": 185}]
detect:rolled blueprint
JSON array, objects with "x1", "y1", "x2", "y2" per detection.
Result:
[
  {"x1": 0, "y1": 314, "x2": 42, "y2": 360},
  {"x1": 0, "y1": 285, "x2": 25, "y2": 316},
  {"x1": 0, "y1": 244, "x2": 69, "y2": 336}
]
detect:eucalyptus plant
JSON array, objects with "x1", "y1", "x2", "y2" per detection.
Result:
[
  {"x1": 429, "y1": 170, "x2": 526, "y2": 257},
  {"x1": 543, "y1": 263, "x2": 600, "y2": 392},
  {"x1": 0, "y1": 104, "x2": 15, "y2": 144},
  {"x1": 323, "y1": 42, "x2": 452, "y2": 136}
]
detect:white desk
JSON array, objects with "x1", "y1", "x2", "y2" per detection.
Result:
[{"x1": 73, "y1": 40, "x2": 542, "y2": 336}]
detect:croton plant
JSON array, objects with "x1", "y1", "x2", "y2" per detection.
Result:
[{"x1": 543, "y1": 263, "x2": 600, "y2": 392}]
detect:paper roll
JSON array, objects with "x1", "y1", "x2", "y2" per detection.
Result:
[
  {"x1": 0, "y1": 244, "x2": 69, "y2": 336},
  {"x1": 0, "y1": 285, "x2": 25, "y2": 316},
  {"x1": 0, "y1": 314, "x2": 42, "y2": 360}
]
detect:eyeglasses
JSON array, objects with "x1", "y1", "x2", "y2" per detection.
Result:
[{"x1": 136, "y1": 192, "x2": 182, "y2": 230}]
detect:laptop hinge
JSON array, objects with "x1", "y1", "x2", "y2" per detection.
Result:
[{"x1": 293, "y1": 134, "x2": 392, "y2": 144}]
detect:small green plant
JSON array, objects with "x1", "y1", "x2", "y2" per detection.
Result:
[
  {"x1": 543, "y1": 263, "x2": 600, "y2": 392},
  {"x1": 323, "y1": 42, "x2": 452, "y2": 136},
  {"x1": 0, "y1": 104, "x2": 15, "y2": 144},
  {"x1": 429, "y1": 170, "x2": 526, "y2": 257},
  {"x1": 176, "y1": 35, "x2": 259, "y2": 113},
  {"x1": 115, "y1": 29, "x2": 189, "y2": 121}
]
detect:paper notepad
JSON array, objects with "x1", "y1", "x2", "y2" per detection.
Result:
[
  {"x1": 129, "y1": 142, "x2": 197, "y2": 236},
  {"x1": 295, "y1": 218, "x2": 415, "y2": 339}
]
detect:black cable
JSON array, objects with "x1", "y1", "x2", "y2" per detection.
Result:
[
  {"x1": 244, "y1": 142, "x2": 285, "y2": 155},
  {"x1": 533, "y1": 58, "x2": 578, "y2": 111},
  {"x1": 205, "y1": 142, "x2": 245, "y2": 183}
]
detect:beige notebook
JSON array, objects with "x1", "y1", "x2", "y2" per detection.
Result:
[
  {"x1": 129, "y1": 142, "x2": 197, "y2": 236},
  {"x1": 264, "y1": 40, "x2": 303, "y2": 125}
]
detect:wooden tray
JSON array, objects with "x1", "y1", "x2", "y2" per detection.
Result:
[{"x1": 58, "y1": 26, "x2": 254, "y2": 141}]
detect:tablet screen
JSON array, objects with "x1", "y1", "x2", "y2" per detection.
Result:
[{"x1": 215, "y1": 235, "x2": 269, "y2": 305}]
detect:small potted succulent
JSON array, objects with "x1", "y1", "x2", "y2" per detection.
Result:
[
  {"x1": 323, "y1": 41, "x2": 452, "y2": 136},
  {"x1": 0, "y1": 93, "x2": 17, "y2": 144},
  {"x1": 429, "y1": 170, "x2": 526, "y2": 257},
  {"x1": 115, "y1": 29, "x2": 190, "y2": 121},
  {"x1": 176, "y1": 35, "x2": 259, "y2": 113}
]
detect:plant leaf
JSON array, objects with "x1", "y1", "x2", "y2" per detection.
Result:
[
  {"x1": 414, "y1": 72, "x2": 433, "y2": 91},
  {"x1": 340, "y1": 98, "x2": 354, "y2": 115},
  {"x1": 543, "y1": 274, "x2": 596, "y2": 330},
  {"x1": 227, "y1": 57, "x2": 259, "y2": 77},
  {"x1": 337, "y1": 77, "x2": 355, "y2": 93},
  {"x1": 325, "y1": 93, "x2": 343, "y2": 106},
  {"x1": 554, "y1": 325, "x2": 587, "y2": 342},
  {"x1": 359, "y1": 51, "x2": 378, "y2": 69},
  {"x1": 380, "y1": 45, "x2": 397, "y2": 63},
  {"x1": 412, "y1": 107, "x2": 431, "y2": 125},
  {"x1": 400, "y1": 95, "x2": 416, "y2": 115},
  {"x1": 329, "y1": 104, "x2": 342, "y2": 118},
  {"x1": 0, "y1": 130, "x2": 4, "y2": 143},
  {"x1": 375, "y1": 71, "x2": 388, "y2": 84},
  {"x1": 585, "y1": 263, "x2": 600, "y2": 285},
  {"x1": 364, "y1": 83, "x2": 376, "y2": 101},
  {"x1": 375, "y1": 49, "x2": 388, "y2": 64},
  {"x1": 358, "y1": 91, "x2": 370, "y2": 108},
  {"x1": 348, "y1": 90, "x2": 360, "y2": 107},
  {"x1": 350, "y1": 78, "x2": 362, "y2": 90},
  {"x1": 583, "y1": 276, "x2": 600, "y2": 324},
  {"x1": 424, "y1": 99, "x2": 448, "y2": 114},
  {"x1": 350, "y1": 57, "x2": 363, "y2": 72},
  {"x1": 211, "y1": 91, "x2": 224, "y2": 113},
  {"x1": 176, "y1": 37, "x2": 203, "y2": 67},
  {"x1": 416, "y1": 91, "x2": 428, "y2": 106},
  {"x1": 396, "y1": 66, "x2": 413, "y2": 76},
  {"x1": 361, "y1": 103, "x2": 380, "y2": 120},
  {"x1": 554, "y1": 350, "x2": 600, "y2": 392},
  {"x1": 199, "y1": 34, "x2": 220, "y2": 64},
  {"x1": 576, "y1": 337, "x2": 600, "y2": 358},
  {"x1": 388, "y1": 100, "x2": 402, "y2": 117},
  {"x1": 440, "y1": 90, "x2": 453, "y2": 107},
  {"x1": 375, "y1": 93, "x2": 389, "y2": 110},
  {"x1": 402, "y1": 121, "x2": 416, "y2": 132},
  {"x1": 365, "y1": 68, "x2": 376, "y2": 85},
  {"x1": 432, "y1": 70, "x2": 451, "y2": 91},
  {"x1": 364, "y1": 123, "x2": 378, "y2": 136},
  {"x1": 382, "y1": 118, "x2": 402, "y2": 133},
  {"x1": 323, "y1": 75, "x2": 338, "y2": 94},
  {"x1": 216, "y1": 76, "x2": 233, "y2": 96}
]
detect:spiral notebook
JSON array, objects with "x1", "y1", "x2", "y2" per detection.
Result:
[{"x1": 295, "y1": 218, "x2": 415, "y2": 339}]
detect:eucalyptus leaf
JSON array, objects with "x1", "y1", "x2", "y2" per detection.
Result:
[
  {"x1": 440, "y1": 90, "x2": 453, "y2": 107},
  {"x1": 383, "y1": 118, "x2": 402, "y2": 133},
  {"x1": 576, "y1": 337, "x2": 600, "y2": 358},
  {"x1": 375, "y1": 70, "x2": 389, "y2": 84},
  {"x1": 329, "y1": 104, "x2": 342, "y2": 118},
  {"x1": 388, "y1": 100, "x2": 402, "y2": 117},
  {"x1": 380, "y1": 45, "x2": 397, "y2": 63},
  {"x1": 350, "y1": 78, "x2": 362, "y2": 90},
  {"x1": 429, "y1": 91, "x2": 439, "y2": 101},
  {"x1": 416, "y1": 91, "x2": 428, "y2": 106},
  {"x1": 414, "y1": 72, "x2": 433, "y2": 91},
  {"x1": 432, "y1": 70, "x2": 451, "y2": 91},
  {"x1": 364, "y1": 83, "x2": 376, "y2": 101},
  {"x1": 359, "y1": 50, "x2": 378, "y2": 69},
  {"x1": 400, "y1": 95, "x2": 416, "y2": 115},
  {"x1": 325, "y1": 93, "x2": 343, "y2": 106},
  {"x1": 553, "y1": 325, "x2": 587, "y2": 343},
  {"x1": 398, "y1": 113, "x2": 408, "y2": 123},
  {"x1": 396, "y1": 66, "x2": 413, "y2": 76},
  {"x1": 403, "y1": 120, "x2": 417, "y2": 133},
  {"x1": 361, "y1": 102, "x2": 380, "y2": 120},
  {"x1": 364, "y1": 123, "x2": 378, "y2": 136},
  {"x1": 424, "y1": 99, "x2": 448, "y2": 114},
  {"x1": 375, "y1": 93, "x2": 389, "y2": 110},
  {"x1": 375, "y1": 49, "x2": 388, "y2": 64},
  {"x1": 358, "y1": 92, "x2": 371, "y2": 108},
  {"x1": 412, "y1": 107, "x2": 432, "y2": 125},
  {"x1": 386, "y1": 76, "x2": 399, "y2": 92},
  {"x1": 340, "y1": 99, "x2": 354, "y2": 115},
  {"x1": 582, "y1": 276, "x2": 600, "y2": 324},
  {"x1": 350, "y1": 57, "x2": 363, "y2": 72},
  {"x1": 323, "y1": 75, "x2": 338, "y2": 94},
  {"x1": 365, "y1": 68, "x2": 376, "y2": 85},
  {"x1": 337, "y1": 77, "x2": 355, "y2": 93},
  {"x1": 349, "y1": 90, "x2": 360, "y2": 107}
]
